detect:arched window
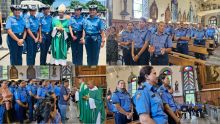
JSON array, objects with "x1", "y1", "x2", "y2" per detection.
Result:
[
  {"x1": 133, "y1": 0, "x2": 143, "y2": 18},
  {"x1": 128, "y1": 72, "x2": 137, "y2": 97},
  {"x1": 0, "y1": 66, "x2": 8, "y2": 80},
  {"x1": 182, "y1": 66, "x2": 196, "y2": 104},
  {"x1": 209, "y1": 16, "x2": 217, "y2": 26}
]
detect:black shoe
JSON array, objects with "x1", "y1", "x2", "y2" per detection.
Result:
[{"x1": 65, "y1": 117, "x2": 69, "y2": 120}]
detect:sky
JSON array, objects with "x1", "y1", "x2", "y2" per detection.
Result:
[{"x1": 52, "y1": 0, "x2": 106, "y2": 8}]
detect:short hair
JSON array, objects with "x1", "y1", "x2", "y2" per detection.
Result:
[{"x1": 117, "y1": 80, "x2": 125, "y2": 84}]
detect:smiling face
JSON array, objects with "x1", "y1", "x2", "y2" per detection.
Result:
[
  {"x1": 13, "y1": 9, "x2": 21, "y2": 16},
  {"x1": 117, "y1": 80, "x2": 126, "y2": 89},
  {"x1": 89, "y1": 8, "x2": 97, "y2": 16}
]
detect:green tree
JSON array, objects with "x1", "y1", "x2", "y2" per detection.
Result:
[
  {"x1": 70, "y1": 0, "x2": 88, "y2": 9},
  {"x1": 86, "y1": 0, "x2": 106, "y2": 12},
  {"x1": 40, "y1": 0, "x2": 55, "y2": 5}
]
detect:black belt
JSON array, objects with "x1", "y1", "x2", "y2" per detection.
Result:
[
  {"x1": 73, "y1": 30, "x2": 82, "y2": 35},
  {"x1": 152, "y1": 54, "x2": 166, "y2": 58},
  {"x1": 14, "y1": 33, "x2": 23, "y2": 36},
  {"x1": 42, "y1": 31, "x2": 50, "y2": 34}
]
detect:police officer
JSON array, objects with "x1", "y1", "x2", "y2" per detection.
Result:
[
  {"x1": 131, "y1": 17, "x2": 151, "y2": 65},
  {"x1": 69, "y1": 5, "x2": 85, "y2": 65},
  {"x1": 14, "y1": 80, "x2": 28, "y2": 123},
  {"x1": 26, "y1": 79, "x2": 38, "y2": 122},
  {"x1": 83, "y1": 4, "x2": 106, "y2": 65},
  {"x1": 39, "y1": 5, "x2": 52, "y2": 65},
  {"x1": 206, "y1": 25, "x2": 215, "y2": 40},
  {"x1": 119, "y1": 22, "x2": 134, "y2": 65},
  {"x1": 148, "y1": 19, "x2": 157, "y2": 34},
  {"x1": 111, "y1": 80, "x2": 133, "y2": 124},
  {"x1": 164, "y1": 21, "x2": 174, "y2": 37},
  {"x1": 133, "y1": 66, "x2": 168, "y2": 124},
  {"x1": 158, "y1": 74, "x2": 180, "y2": 124},
  {"x1": 26, "y1": 6, "x2": 40, "y2": 65},
  {"x1": 149, "y1": 21, "x2": 172, "y2": 65},
  {"x1": 37, "y1": 80, "x2": 50, "y2": 99},
  {"x1": 6, "y1": 5, "x2": 27, "y2": 65},
  {"x1": 192, "y1": 23, "x2": 206, "y2": 60},
  {"x1": 174, "y1": 21, "x2": 190, "y2": 55}
]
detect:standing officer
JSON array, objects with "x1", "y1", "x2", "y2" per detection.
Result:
[
  {"x1": 174, "y1": 21, "x2": 190, "y2": 55},
  {"x1": 83, "y1": 4, "x2": 106, "y2": 65},
  {"x1": 37, "y1": 80, "x2": 50, "y2": 100},
  {"x1": 26, "y1": 79, "x2": 38, "y2": 122},
  {"x1": 69, "y1": 5, "x2": 85, "y2": 65},
  {"x1": 14, "y1": 80, "x2": 28, "y2": 123},
  {"x1": 111, "y1": 80, "x2": 133, "y2": 124},
  {"x1": 192, "y1": 23, "x2": 206, "y2": 60},
  {"x1": 39, "y1": 5, "x2": 52, "y2": 65},
  {"x1": 149, "y1": 21, "x2": 172, "y2": 65},
  {"x1": 6, "y1": 5, "x2": 27, "y2": 65},
  {"x1": 133, "y1": 66, "x2": 168, "y2": 124},
  {"x1": 26, "y1": 6, "x2": 40, "y2": 65},
  {"x1": 158, "y1": 74, "x2": 180, "y2": 124},
  {"x1": 131, "y1": 17, "x2": 151, "y2": 65},
  {"x1": 119, "y1": 22, "x2": 134, "y2": 65}
]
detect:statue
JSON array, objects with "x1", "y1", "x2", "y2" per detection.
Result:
[
  {"x1": 120, "y1": 0, "x2": 129, "y2": 17},
  {"x1": 150, "y1": 0, "x2": 158, "y2": 20},
  {"x1": 175, "y1": 81, "x2": 179, "y2": 92},
  {"x1": 10, "y1": 66, "x2": 18, "y2": 79},
  {"x1": 27, "y1": 66, "x2": 36, "y2": 79},
  {"x1": 165, "y1": 4, "x2": 171, "y2": 22},
  {"x1": 52, "y1": 66, "x2": 57, "y2": 77}
]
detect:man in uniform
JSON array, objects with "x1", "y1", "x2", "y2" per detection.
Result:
[
  {"x1": 69, "y1": 5, "x2": 85, "y2": 65},
  {"x1": 111, "y1": 80, "x2": 133, "y2": 124},
  {"x1": 39, "y1": 5, "x2": 52, "y2": 65},
  {"x1": 26, "y1": 6, "x2": 40, "y2": 65},
  {"x1": 14, "y1": 80, "x2": 28, "y2": 123},
  {"x1": 83, "y1": 4, "x2": 106, "y2": 65},
  {"x1": 174, "y1": 21, "x2": 190, "y2": 55},
  {"x1": 149, "y1": 21, "x2": 172, "y2": 65},
  {"x1": 6, "y1": 5, "x2": 26, "y2": 65}
]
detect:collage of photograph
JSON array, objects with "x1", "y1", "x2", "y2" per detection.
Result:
[{"x1": 0, "y1": 0, "x2": 220, "y2": 124}]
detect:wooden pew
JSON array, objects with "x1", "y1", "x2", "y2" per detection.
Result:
[{"x1": 206, "y1": 39, "x2": 215, "y2": 50}]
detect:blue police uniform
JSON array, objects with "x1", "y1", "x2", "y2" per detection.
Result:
[
  {"x1": 193, "y1": 29, "x2": 206, "y2": 60},
  {"x1": 133, "y1": 82, "x2": 168, "y2": 124},
  {"x1": 54, "y1": 85, "x2": 61, "y2": 97},
  {"x1": 40, "y1": 14, "x2": 52, "y2": 65},
  {"x1": 26, "y1": 15, "x2": 40, "y2": 65},
  {"x1": 36, "y1": 12, "x2": 44, "y2": 18},
  {"x1": 21, "y1": 12, "x2": 29, "y2": 53},
  {"x1": 37, "y1": 86, "x2": 49, "y2": 99},
  {"x1": 6, "y1": 15, "x2": 26, "y2": 65},
  {"x1": 111, "y1": 90, "x2": 132, "y2": 124},
  {"x1": 174, "y1": 28, "x2": 190, "y2": 55},
  {"x1": 132, "y1": 27, "x2": 151, "y2": 65},
  {"x1": 14, "y1": 87, "x2": 28, "y2": 123},
  {"x1": 83, "y1": 15, "x2": 105, "y2": 65},
  {"x1": 69, "y1": 15, "x2": 84, "y2": 65},
  {"x1": 149, "y1": 24, "x2": 157, "y2": 34},
  {"x1": 149, "y1": 32, "x2": 172, "y2": 65},
  {"x1": 206, "y1": 27, "x2": 215, "y2": 39},
  {"x1": 164, "y1": 25, "x2": 174, "y2": 36},
  {"x1": 120, "y1": 30, "x2": 134, "y2": 65}
]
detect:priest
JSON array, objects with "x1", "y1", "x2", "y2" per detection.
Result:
[{"x1": 51, "y1": 4, "x2": 69, "y2": 65}]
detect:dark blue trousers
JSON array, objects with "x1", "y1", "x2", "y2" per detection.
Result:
[
  {"x1": 85, "y1": 34, "x2": 101, "y2": 65},
  {"x1": 114, "y1": 112, "x2": 131, "y2": 124},
  {"x1": 26, "y1": 33, "x2": 37, "y2": 65},
  {"x1": 8, "y1": 33, "x2": 23, "y2": 65},
  {"x1": 151, "y1": 54, "x2": 169, "y2": 65},
  {"x1": 122, "y1": 48, "x2": 132, "y2": 65},
  {"x1": 40, "y1": 32, "x2": 51, "y2": 65},
  {"x1": 71, "y1": 32, "x2": 83, "y2": 65}
]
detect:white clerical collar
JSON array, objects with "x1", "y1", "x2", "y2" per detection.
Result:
[
  {"x1": 56, "y1": 16, "x2": 66, "y2": 20},
  {"x1": 89, "y1": 86, "x2": 98, "y2": 91}
]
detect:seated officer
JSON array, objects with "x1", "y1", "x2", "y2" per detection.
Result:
[
  {"x1": 131, "y1": 17, "x2": 151, "y2": 65},
  {"x1": 206, "y1": 25, "x2": 215, "y2": 40},
  {"x1": 149, "y1": 21, "x2": 172, "y2": 65},
  {"x1": 14, "y1": 80, "x2": 28, "y2": 123},
  {"x1": 192, "y1": 23, "x2": 206, "y2": 60},
  {"x1": 6, "y1": 5, "x2": 27, "y2": 65},
  {"x1": 133, "y1": 66, "x2": 168, "y2": 124},
  {"x1": 83, "y1": 4, "x2": 106, "y2": 65},
  {"x1": 158, "y1": 74, "x2": 180, "y2": 124},
  {"x1": 111, "y1": 80, "x2": 133, "y2": 124},
  {"x1": 69, "y1": 5, "x2": 85, "y2": 65},
  {"x1": 119, "y1": 22, "x2": 134, "y2": 65},
  {"x1": 26, "y1": 6, "x2": 40, "y2": 65},
  {"x1": 174, "y1": 21, "x2": 190, "y2": 55}
]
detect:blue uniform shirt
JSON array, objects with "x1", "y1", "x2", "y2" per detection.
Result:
[
  {"x1": 174, "y1": 28, "x2": 190, "y2": 44},
  {"x1": 120, "y1": 30, "x2": 134, "y2": 49},
  {"x1": 6, "y1": 16, "x2": 26, "y2": 34},
  {"x1": 158, "y1": 85, "x2": 178, "y2": 112},
  {"x1": 15, "y1": 87, "x2": 28, "y2": 103},
  {"x1": 21, "y1": 13, "x2": 30, "y2": 21},
  {"x1": 149, "y1": 32, "x2": 172, "y2": 55},
  {"x1": 111, "y1": 90, "x2": 132, "y2": 112},
  {"x1": 193, "y1": 29, "x2": 206, "y2": 40},
  {"x1": 83, "y1": 15, "x2": 105, "y2": 34},
  {"x1": 37, "y1": 86, "x2": 49, "y2": 98},
  {"x1": 54, "y1": 86, "x2": 61, "y2": 96},
  {"x1": 134, "y1": 82, "x2": 168, "y2": 124},
  {"x1": 149, "y1": 25, "x2": 157, "y2": 34},
  {"x1": 36, "y1": 12, "x2": 44, "y2": 18},
  {"x1": 206, "y1": 28, "x2": 215, "y2": 38},
  {"x1": 132, "y1": 27, "x2": 151, "y2": 48},
  {"x1": 164, "y1": 25, "x2": 174, "y2": 36},
  {"x1": 69, "y1": 15, "x2": 84, "y2": 31},
  {"x1": 26, "y1": 84, "x2": 38, "y2": 96},
  {"x1": 40, "y1": 15, "x2": 52, "y2": 33},
  {"x1": 26, "y1": 15, "x2": 40, "y2": 33}
]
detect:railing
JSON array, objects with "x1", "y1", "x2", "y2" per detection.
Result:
[{"x1": 206, "y1": 104, "x2": 220, "y2": 123}]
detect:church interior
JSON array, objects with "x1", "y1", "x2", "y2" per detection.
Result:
[
  {"x1": 106, "y1": 65, "x2": 220, "y2": 124},
  {"x1": 107, "y1": 0, "x2": 220, "y2": 66}
]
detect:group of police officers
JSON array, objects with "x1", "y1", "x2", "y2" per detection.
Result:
[
  {"x1": 107, "y1": 66, "x2": 208, "y2": 124},
  {"x1": 0, "y1": 79, "x2": 63, "y2": 123},
  {"x1": 6, "y1": 4, "x2": 106, "y2": 66},
  {"x1": 118, "y1": 18, "x2": 217, "y2": 65}
]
